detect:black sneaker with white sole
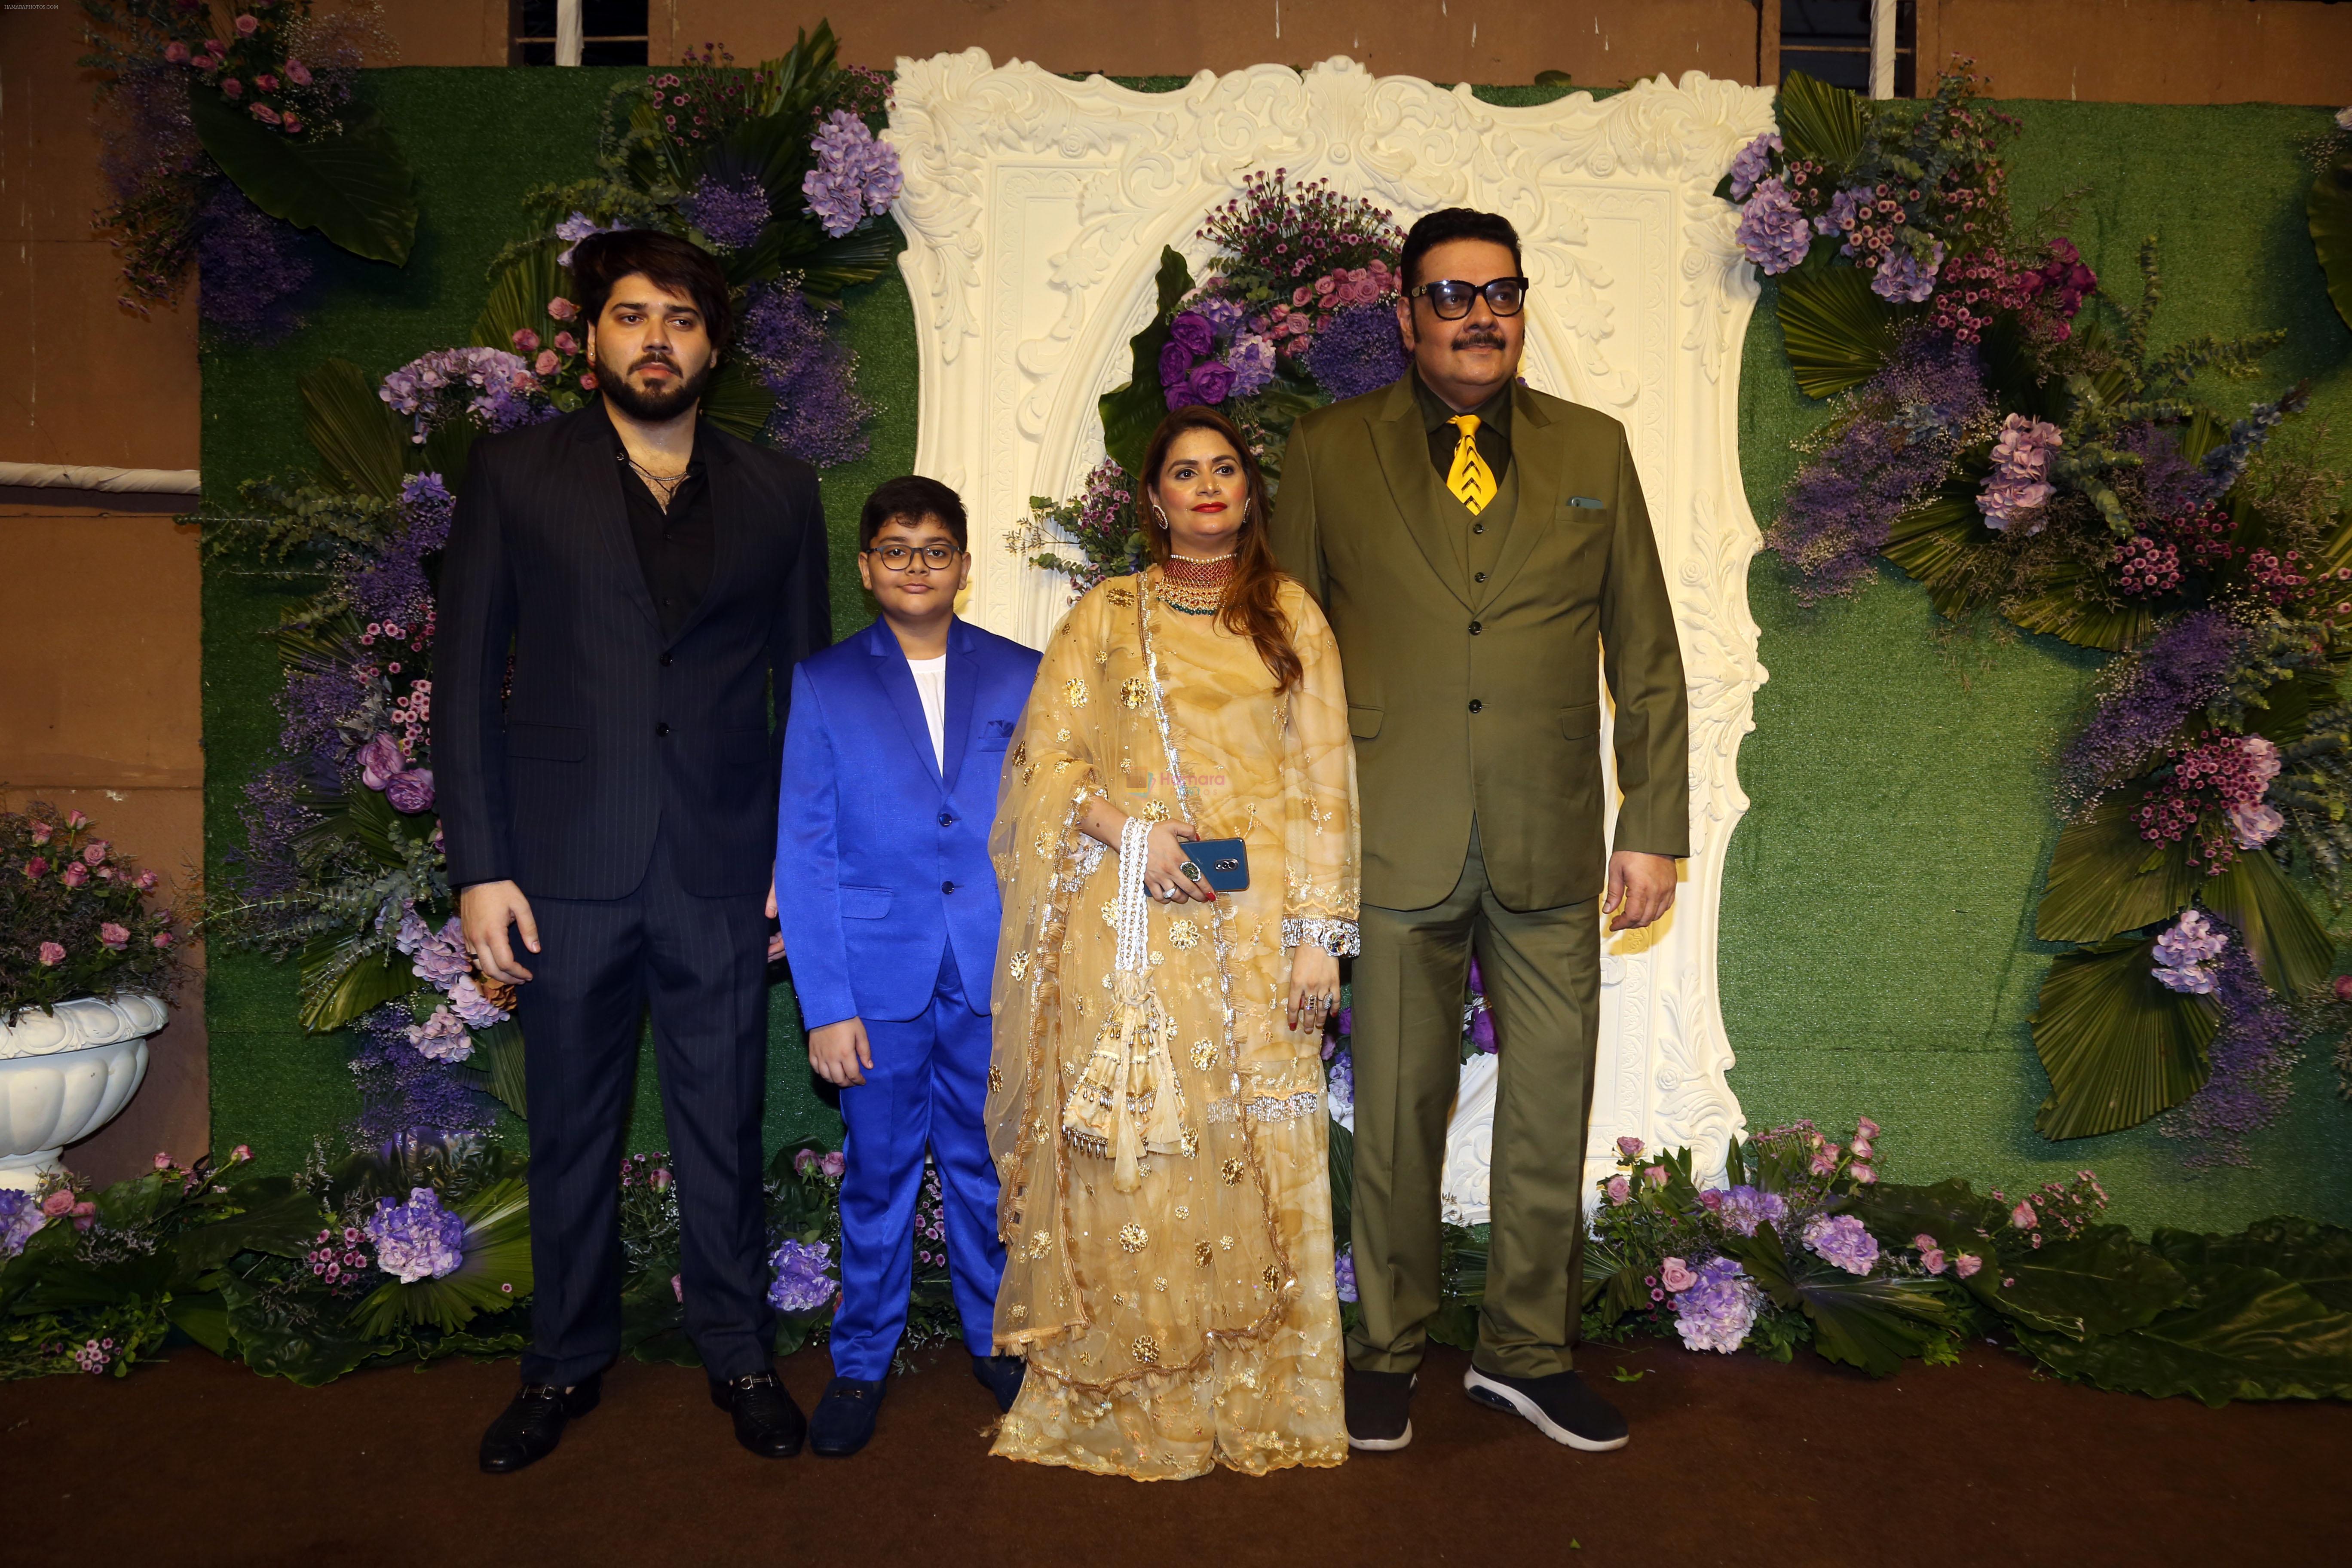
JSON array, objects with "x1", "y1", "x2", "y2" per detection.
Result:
[
  {"x1": 1462, "y1": 1367, "x2": 1629, "y2": 1451},
  {"x1": 1343, "y1": 1367, "x2": 1417, "y2": 1452}
]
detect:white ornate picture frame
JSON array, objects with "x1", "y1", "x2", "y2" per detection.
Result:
[{"x1": 888, "y1": 54, "x2": 1776, "y2": 1211}]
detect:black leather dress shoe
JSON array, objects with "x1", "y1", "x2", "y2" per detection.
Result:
[
  {"x1": 809, "y1": 1376, "x2": 885, "y2": 1456},
  {"x1": 709, "y1": 1368, "x2": 807, "y2": 1458},
  {"x1": 971, "y1": 1353, "x2": 1026, "y2": 1414},
  {"x1": 479, "y1": 1374, "x2": 602, "y2": 1473}
]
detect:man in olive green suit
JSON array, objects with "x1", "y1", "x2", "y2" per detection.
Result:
[{"x1": 1272, "y1": 208, "x2": 1688, "y2": 1455}]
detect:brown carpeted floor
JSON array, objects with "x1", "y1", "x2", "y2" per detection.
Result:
[{"x1": 3, "y1": 1339, "x2": 2344, "y2": 1566}]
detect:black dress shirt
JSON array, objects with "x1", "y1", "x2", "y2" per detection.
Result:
[
  {"x1": 610, "y1": 404, "x2": 715, "y2": 640},
  {"x1": 1415, "y1": 370, "x2": 1515, "y2": 484}
]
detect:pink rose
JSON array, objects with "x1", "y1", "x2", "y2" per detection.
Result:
[
  {"x1": 649, "y1": 1166, "x2": 671, "y2": 1191},
  {"x1": 234, "y1": 14, "x2": 259, "y2": 35},
  {"x1": 1954, "y1": 1253, "x2": 1983, "y2": 1279},
  {"x1": 1615, "y1": 1135, "x2": 1645, "y2": 1159},
  {"x1": 1810, "y1": 1142, "x2": 1841, "y2": 1176},
  {"x1": 154, "y1": 1151, "x2": 173, "y2": 1170},
  {"x1": 62, "y1": 864, "x2": 87, "y2": 888},
  {"x1": 535, "y1": 349, "x2": 559, "y2": 376},
  {"x1": 220, "y1": 77, "x2": 243, "y2": 98},
  {"x1": 794, "y1": 1148, "x2": 819, "y2": 1175},
  {"x1": 1642, "y1": 1164, "x2": 1669, "y2": 1188},
  {"x1": 37, "y1": 941, "x2": 64, "y2": 966},
  {"x1": 164, "y1": 41, "x2": 191, "y2": 63},
  {"x1": 29, "y1": 822, "x2": 51, "y2": 845},
  {"x1": 152, "y1": 931, "x2": 173, "y2": 949},
  {"x1": 1850, "y1": 1164, "x2": 1877, "y2": 1185},
  {"x1": 821, "y1": 1150, "x2": 847, "y2": 1178},
  {"x1": 280, "y1": 114, "x2": 302, "y2": 135},
  {"x1": 285, "y1": 57, "x2": 312, "y2": 86},
  {"x1": 2336, "y1": 975, "x2": 2352, "y2": 1005},
  {"x1": 24, "y1": 858, "x2": 46, "y2": 879},
  {"x1": 547, "y1": 297, "x2": 579, "y2": 321},
  {"x1": 2010, "y1": 1200, "x2": 2039, "y2": 1229},
  {"x1": 1659, "y1": 1257, "x2": 1697, "y2": 1292},
  {"x1": 580, "y1": 372, "x2": 599, "y2": 390},
  {"x1": 1913, "y1": 1232, "x2": 1939, "y2": 1252},
  {"x1": 66, "y1": 810, "x2": 86, "y2": 830},
  {"x1": 511, "y1": 328, "x2": 541, "y2": 353},
  {"x1": 1604, "y1": 1175, "x2": 1631, "y2": 1204},
  {"x1": 1849, "y1": 1136, "x2": 1873, "y2": 1160},
  {"x1": 137, "y1": 870, "x2": 158, "y2": 891},
  {"x1": 1919, "y1": 1247, "x2": 1948, "y2": 1275},
  {"x1": 233, "y1": 1144, "x2": 252, "y2": 1161},
  {"x1": 671, "y1": 1273, "x2": 683, "y2": 1302},
  {"x1": 1855, "y1": 1116, "x2": 1880, "y2": 1140},
  {"x1": 42, "y1": 1190, "x2": 74, "y2": 1217},
  {"x1": 1697, "y1": 1188, "x2": 1724, "y2": 1211},
  {"x1": 70, "y1": 1200, "x2": 97, "y2": 1231},
  {"x1": 554, "y1": 331, "x2": 579, "y2": 355},
  {"x1": 99, "y1": 923, "x2": 130, "y2": 951},
  {"x1": 249, "y1": 102, "x2": 281, "y2": 126}
]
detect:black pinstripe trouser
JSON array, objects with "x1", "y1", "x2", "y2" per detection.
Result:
[{"x1": 512, "y1": 825, "x2": 775, "y2": 1387}]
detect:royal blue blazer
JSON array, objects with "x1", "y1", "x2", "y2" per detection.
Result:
[{"x1": 775, "y1": 616, "x2": 1043, "y2": 1028}]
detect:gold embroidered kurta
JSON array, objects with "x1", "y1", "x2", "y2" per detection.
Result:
[{"x1": 986, "y1": 570, "x2": 1360, "y2": 1481}]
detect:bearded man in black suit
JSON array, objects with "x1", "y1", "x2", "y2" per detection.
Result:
[{"x1": 437, "y1": 229, "x2": 831, "y2": 1472}]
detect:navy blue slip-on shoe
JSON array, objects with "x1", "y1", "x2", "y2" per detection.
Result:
[
  {"x1": 809, "y1": 1375, "x2": 886, "y2": 1457},
  {"x1": 971, "y1": 1353, "x2": 1026, "y2": 1414},
  {"x1": 1462, "y1": 1366, "x2": 1629, "y2": 1452}
]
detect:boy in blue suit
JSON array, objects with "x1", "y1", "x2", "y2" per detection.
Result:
[{"x1": 775, "y1": 475, "x2": 1041, "y2": 1456}]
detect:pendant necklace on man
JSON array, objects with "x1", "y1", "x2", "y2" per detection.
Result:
[
  {"x1": 1159, "y1": 551, "x2": 1237, "y2": 616},
  {"x1": 622, "y1": 451, "x2": 687, "y2": 511}
]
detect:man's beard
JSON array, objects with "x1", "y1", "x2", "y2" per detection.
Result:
[{"x1": 595, "y1": 347, "x2": 717, "y2": 421}]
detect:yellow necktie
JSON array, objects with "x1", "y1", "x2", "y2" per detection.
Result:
[{"x1": 1446, "y1": 414, "x2": 1496, "y2": 515}]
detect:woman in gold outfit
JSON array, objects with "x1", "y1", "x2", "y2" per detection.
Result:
[{"x1": 985, "y1": 405, "x2": 1360, "y2": 1479}]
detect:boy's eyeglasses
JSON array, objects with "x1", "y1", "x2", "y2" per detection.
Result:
[
  {"x1": 1407, "y1": 277, "x2": 1531, "y2": 320},
  {"x1": 866, "y1": 543, "x2": 962, "y2": 572}
]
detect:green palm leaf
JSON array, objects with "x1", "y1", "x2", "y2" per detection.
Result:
[
  {"x1": 2002, "y1": 557, "x2": 2162, "y2": 652},
  {"x1": 2308, "y1": 155, "x2": 2352, "y2": 334},
  {"x1": 474, "y1": 239, "x2": 569, "y2": 352},
  {"x1": 297, "y1": 940, "x2": 413, "y2": 1034},
  {"x1": 1775, "y1": 260, "x2": 1901, "y2": 398},
  {"x1": 2031, "y1": 937, "x2": 2219, "y2": 1140},
  {"x1": 347, "y1": 1178, "x2": 534, "y2": 1335},
  {"x1": 1882, "y1": 487, "x2": 1994, "y2": 610},
  {"x1": 1775, "y1": 70, "x2": 1866, "y2": 169},
  {"x1": 702, "y1": 352, "x2": 777, "y2": 442},
  {"x1": 1100, "y1": 247, "x2": 1196, "y2": 478},
  {"x1": 2204, "y1": 848, "x2": 2337, "y2": 998},
  {"x1": 2036, "y1": 795, "x2": 2199, "y2": 943},
  {"x1": 469, "y1": 1019, "x2": 530, "y2": 1118},
  {"x1": 300, "y1": 358, "x2": 410, "y2": 499},
  {"x1": 189, "y1": 87, "x2": 417, "y2": 265},
  {"x1": 2015, "y1": 1265, "x2": 2352, "y2": 1407}
]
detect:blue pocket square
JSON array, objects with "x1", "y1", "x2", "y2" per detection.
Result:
[
  {"x1": 1567, "y1": 495, "x2": 1606, "y2": 510},
  {"x1": 984, "y1": 717, "x2": 1016, "y2": 735}
]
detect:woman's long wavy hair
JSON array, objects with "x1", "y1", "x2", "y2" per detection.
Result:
[{"x1": 1137, "y1": 404, "x2": 1303, "y2": 692}]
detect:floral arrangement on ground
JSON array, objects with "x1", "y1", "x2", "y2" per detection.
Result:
[
  {"x1": 2, "y1": 805, "x2": 184, "y2": 1020},
  {"x1": 1011, "y1": 169, "x2": 1410, "y2": 591},
  {"x1": 81, "y1": 0, "x2": 418, "y2": 341},
  {"x1": 199, "y1": 24, "x2": 898, "y2": 1148},
  {"x1": 1733, "y1": 65, "x2": 2352, "y2": 1158}
]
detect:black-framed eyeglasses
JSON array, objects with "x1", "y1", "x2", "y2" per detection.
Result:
[
  {"x1": 866, "y1": 542, "x2": 962, "y2": 572},
  {"x1": 1407, "y1": 277, "x2": 1531, "y2": 320}
]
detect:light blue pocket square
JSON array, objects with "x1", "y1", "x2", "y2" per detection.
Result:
[{"x1": 1566, "y1": 495, "x2": 1606, "y2": 510}]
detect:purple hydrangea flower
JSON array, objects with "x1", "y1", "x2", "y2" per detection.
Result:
[
  {"x1": 1335, "y1": 1247, "x2": 1359, "y2": 1303},
  {"x1": 1735, "y1": 178, "x2": 1812, "y2": 276},
  {"x1": 554, "y1": 211, "x2": 624, "y2": 268},
  {"x1": 447, "y1": 974, "x2": 511, "y2": 1029},
  {"x1": 1815, "y1": 186, "x2": 1869, "y2": 252},
  {"x1": 1193, "y1": 295, "x2": 1245, "y2": 337},
  {"x1": 349, "y1": 1010, "x2": 493, "y2": 1148},
  {"x1": 365, "y1": 1187, "x2": 466, "y2": 1283},
  {"x1": 1978, "y1": 413, "x2": 2062, "y2": 532},
  {"x1": 1802, "y1": 1213, "x2": 1879, "y2": 1276},
  {"x1": 396, "y1": 908, "x2": 472, "y2": 989},
  {"x1": 404, "y1": 1005, "x2": 473, "y2": 1064},
  {"x1": 1871, "y1": 240, "x2": 1944, "y2": 304},
  {"x1": 1302, "y1": 300, "x2": 1409, "y2": 401},
  {"x1": 1669, "y1": 1256, "x2": 1758, "y2": 1353},
  {"x1": 1467, "y1": 999, "x2": 1497, "y2": 1054},
  {"x1": 379, "y1": 347, "x2": 547, "y2": 445},
  {"x1": 802, "y1": 110, "x2": 901, "y2": 238},
  {"x1": 2152, "y1": 907, "x2": 2228, "y2": 994},
  {"x1": 682, "y1": 174, "x2": 772, "y2": 251},
  {"x1": 1715, "y1": 1185, "x2": 1787, "y2": 1237},
  {"x1": 1223, "y1": 333, "x2": 1277, "y2": 399},
  {"x1": 768, "y1": 1237, "x2": 836, "y2": 1313},
  {"x1": 0, "y1": 1189, "x2": 46, "y2": 1259},
  {"x1": 1326, "y1": 1047, "x2": 1355, "y2": 1120},
  {"x1": 1727, "y1": 132, "x2": 1781, "y2": 202}
]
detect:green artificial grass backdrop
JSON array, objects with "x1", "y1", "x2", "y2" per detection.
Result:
[{"x1": 202, "y1": 74, "x2": 2351, "y2": 1231}]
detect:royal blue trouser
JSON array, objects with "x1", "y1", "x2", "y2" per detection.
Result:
[{"x1": 827, "y1": 947, "x2": 1006, "y2": 1380}]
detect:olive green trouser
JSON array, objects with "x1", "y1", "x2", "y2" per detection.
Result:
[{"x1": 1346, "y1": 827, "x2": 1602, "y2": 1380}]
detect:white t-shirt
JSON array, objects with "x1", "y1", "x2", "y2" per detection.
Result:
[{"x1": 906, "y1": 653, "x2": 947, "y2": 770}]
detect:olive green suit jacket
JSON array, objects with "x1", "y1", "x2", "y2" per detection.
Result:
[{"x1": 1271, "y1": 374, "x2": 1690, "y2": 912}]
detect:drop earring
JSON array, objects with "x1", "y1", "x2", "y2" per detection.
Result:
[{"x1": 1151, "y1": 505, "x2": 1169, "y2": 529}]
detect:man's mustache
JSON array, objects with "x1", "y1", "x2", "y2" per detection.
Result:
[
  {"x1": 1452, "y1": 329, "x2": 1506, "y2": 349},
  {"x1": 630, "y1": 352, "x2": 678, "y2": 374}
]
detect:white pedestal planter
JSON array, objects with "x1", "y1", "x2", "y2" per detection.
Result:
[{"x1": 0, "y1": 994, "x2": 164, "y2": 1190}]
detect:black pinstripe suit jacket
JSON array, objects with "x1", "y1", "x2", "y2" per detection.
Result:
[{"x1": 435, "y1": 400, "x2": 833, "y2": 901}]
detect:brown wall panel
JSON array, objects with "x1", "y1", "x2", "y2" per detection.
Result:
[{"x1": 1936, "y1": 0, "x2": 2352, "y2": 107}]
